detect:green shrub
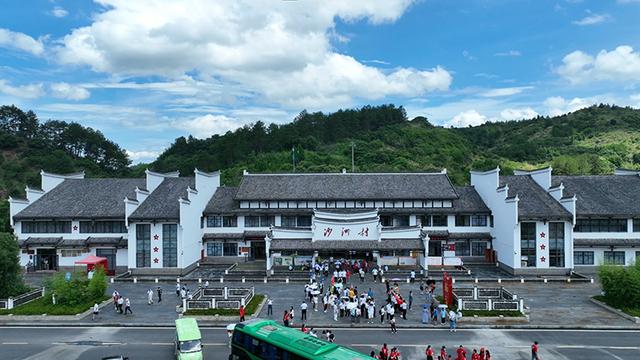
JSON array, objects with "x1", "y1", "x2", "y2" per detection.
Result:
[
  {"x1": 44, "y1": 266, "x2": 108, "y2": 307},
  {"x1": 87, "y1": 265, "x2": 108, "y2": 301},
  {"x1": 598, "y1": 262, "x2": 640, "y2": 309},
  {"x1": 0, "y1": 233, "x2": 28, "y2": 298}
]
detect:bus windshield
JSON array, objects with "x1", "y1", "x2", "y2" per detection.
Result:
[{"x1": 179, "y1": 340, "x2": 202, "y2": 353}]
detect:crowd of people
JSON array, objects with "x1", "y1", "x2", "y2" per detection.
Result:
[{"x1": 370, "y1": 344, "x2": 493, "y2": 360}]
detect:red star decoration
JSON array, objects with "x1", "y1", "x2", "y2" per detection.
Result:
[
  {"x1": 540, "y1": 256, "x2": 546, "y2": 262},
  {"x1": 153, "y1": 234, "x2": 159, "y2": 240},
  {"x1": 153, "y1": 258, "x2": 159, "y2": 263},
  {"x1": 539, "y1": 232, "x2": 545, "y2": 238},
  {"x1": 73, "y1": 225, "x2": 78, "y2": 231},
  {"x1": 540, "y1": 244, "x2": 546, "y2": 250},
  {"x1": 153, "y1": 246, "x2": 159, "y2": 252}
]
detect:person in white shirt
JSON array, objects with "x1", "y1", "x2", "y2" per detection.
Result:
[
  {"x1": 372, "y1": 268, "x2": 379, "y2": 282},
  {"x1": 267, "y1": 298, "x2": 273, "y2": 316},
  {"x1": 124, "y1": 298, "x2": 132, "y2": 315},
  {"x1": 147, "y1": 288, "x2": 154, "y2": 305},
  {"x1": 410, "y1": 270, "x2": 416, "y2": 282},
  {"x1": 92, "y1": 303, "x2": 99, "y2": 320},
  {"x1": 300, "y1": 301, "x2": 308, "y2": 321}
]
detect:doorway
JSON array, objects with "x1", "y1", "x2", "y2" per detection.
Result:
[
  {"x1": 251, "y1": 241, "x2": 265, "y2": 260},
  {"x1": 96, "y1": 248, "x2": 117, "y2": 275},
  {"x1": 35, "y1": 249, "x2": 58, "y2": 271}
]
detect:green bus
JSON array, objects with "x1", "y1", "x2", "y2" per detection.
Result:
[
  {"x1": 229, "y1": 319, "x2": 374, "y2": 360},
  {"x1": 175, "y1": 318, "x2": 203, "y2": 360}
]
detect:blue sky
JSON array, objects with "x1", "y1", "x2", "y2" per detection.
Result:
[{"x1": 1, "y1": 0, "x2": 639, "y2": 163}]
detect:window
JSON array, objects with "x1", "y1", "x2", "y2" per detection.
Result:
[
  {"x1": 61, "y1": 249, "x2": 84, "y2": 257},
  {"x1": 297, "y1": 216, "x2": 312, "y2": 227},
  {"x1": 136, "y1": 224, "x2": 151, "y2": 268},
  {"x1": 471, "y1": 241, "x2": 487, "y2": 256},
  {"x1": 432, "y1": 215, "x2": 448, "y2": 227},
  {"x1": 428, "y1": 242, "x2": 442, "y2": 256},
  {"x1": 281, "y1": 216, "x2": 297, "y2": 227},
  {"x1": 79, "y1": 221, "x2": 126, "y2": 233},
  {"x1": 634, "y1": 219, "x2": 640, "y2": 232},
  {"x1": 419, "y1": 215, "x2": 431, "y2": 227},
  {"x1": 163, "y1": 224, "x2": 178, "y2": 267},
  {"x1": 223, "y1": 242, "x2": 238, "y2": 256},
  {"x1": 549, "y1": 222, "x2": 565, "y2": 267},
  {"x1": 574, "y1": 219, "x2": 627, "y2": 232},
  {"x1": 574, "y1": 251, "x2": 594, "y2": 265},
  {"x1": 22, "y1": 221, "x2": 71, "y2": 234},
  {"x1": 455, "y1": 215, "x2": 470, "y2": 227},
  {"x1": 604, "y1": 251, "x2": 625, "y2": 265},
  {"x1": 206, "y1": 242, "x2": 223, "y2": 256},
  {"x1": 380, "y1": 215, "x2": 393, "y2": 227},
  {"x1": 455, "y1": 241, "x2": 470, "y2": 256},
  {"x1": 394, "y1": 216, "x2": 410, "y2": 227},
  {"x1": 471, "y1": 215, "x2": 487, "y2": 227},
  {"x1": 245, "y1": 216, "x2": 260, "y2": 227},
  {"x1": 520, "y1": 222, "x2": 536, "y2": 267},
  {"x1": 207, "y1": 216, "x2": 222, "y2": 227},
  {"x1": 223, "y1": 216, "x2": 237, "y2": 227}
]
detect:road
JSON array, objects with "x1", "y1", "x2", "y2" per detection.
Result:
[{"x1": 0, "y1": 326, "x2": 639, "y2": 359}]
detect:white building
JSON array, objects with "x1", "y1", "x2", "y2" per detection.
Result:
[{"x1": 7, "y1": 167, "x2": 640, "y2": 275}]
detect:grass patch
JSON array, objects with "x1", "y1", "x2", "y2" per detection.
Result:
[
  {"x1": 185, "y1": 294, "x2": 265, "y2": 316},
  {"x1": 0, "y1": 294, "x2": 110, "y2": 316},
  {"x1": 593, "y1": 296, "x2": 640, "y2": 317}
]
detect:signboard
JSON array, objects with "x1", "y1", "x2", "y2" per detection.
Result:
[
  {"x1": 239, "y1": 247, "x2": 250, "y2": 254},
  {"x1": 443, "y1": 272, "x2": 453, "y2": 307},
  {"x1": 312, "y1": 210, "x2": 381, "y2": 241}
]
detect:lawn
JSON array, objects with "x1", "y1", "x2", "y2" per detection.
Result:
[
  {"x1": 0, "y1": 295, "x2": 110, "y2": 316},
  {"x1": 185, "y1": 294, "x2": 265, "y2": 316},
  {"x1": 593, "y1": 295, "x2": 640, "y2": 317}
]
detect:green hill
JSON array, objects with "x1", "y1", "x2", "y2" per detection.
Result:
[{"x1": 2, "y1": 103, "x2": 640, "y2": 231}]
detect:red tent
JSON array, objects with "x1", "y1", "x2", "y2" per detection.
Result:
[{"x1": 75, "y1": 255, "x2": 108, "y2": 274}]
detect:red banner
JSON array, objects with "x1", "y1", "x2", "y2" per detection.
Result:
[{"x1": 443, "y1": 272, "x2": 453, "y2": 307}]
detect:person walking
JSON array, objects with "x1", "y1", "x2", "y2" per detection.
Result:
[
  {"x1": 471, "y1": 349, "x2": 479, "y2": 360},
  {"x1": 531, "y1": 341, "x2": 540, "y2": 360},
  {"x1": 267, "y1": 298, "x2": 273, "y2": 316},
  {"x1": 379, "y1": 343, "x2": 389, "y2": 360},
  {"x1": 426, "y1": 345, "x2": 435, "y2": 360},
  {"x1": 408, "y1": 290, "x2": 413, "y2": 310},
  {"x1": 124, "y1": 298, "x2": 132, "y2": 315},
  {"x1": 176, "y1": 283, "x2": 180, "y2": 297},
  {"x1": 449, "y1": 309, "x2": 458, "y2": 332},
  {"x1": 147, "y1": 288, "x2": 154, "y2": 305},
  {"x1": 117, "y1": 296, "x2": 124, "y2": 314},
  {"x1": 456, "y1": 345, "x2": 466, "y2": 360},
  {"x1": 389, "y1": 317, "x2": 397, "y2": 334},
  {"x1": 239, "y1": 305, "x2": 246, "y2": 322},
  {"x1": 440, "y1": 346, "x2": 447, "y2": 360},
  {"x1": 389, "y1": 347, "x2": 400, "y2": 360},
  {"x1": 157, "y1": 287, "x2": 162, "y2": 302},
  {"x1": 379, "y1": 305, "x2": 386, "y2": 324},
  {"x1": 333, "y1": 301, "x2": 339, "y2": 322},
  {"x1": 92, "y1": 303, "x2": 99, "y2": 321},
  {"x1": 372, "y1": 267, "x2": 378, "y2": 282},
  {"x1": 283, "y1": 310, "x2": 290, "y2": 327},
  {"x1": 301, "y1": 301, "x2": 308, "y2": 321},
  {"x1": 400, "y1": 301, "x2": 407, "y2": 320}
]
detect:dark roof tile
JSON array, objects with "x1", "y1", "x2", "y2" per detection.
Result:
[
  {"x1": 553, "y1": 175, "x2": 640, "y2": 217},
  {"x1": 128, "y1": 177, "x2": 194, "y2": 220},
  {"x1": 500, "y1": 175, "x2": 572, "y2": 221}
]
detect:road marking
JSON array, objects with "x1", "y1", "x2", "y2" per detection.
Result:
[
  {"x1": 51, "y1": 342, "x2": 65, "y2": 345},
  {"x1": 558, "y1": 345, "x2": 639, "y2": 350},
  {"x1": 2, "y1": 342, "x2": 28, "y2": 345},
  {"x1": 150, "y1": 342, "x2": 173, "y2": 345}
]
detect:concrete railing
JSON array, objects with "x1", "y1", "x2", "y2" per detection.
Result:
[
  {"x1": 0, "y1": 288, "x2": 45, "y2": 310},
  {"x1": 453, "y1": 286, "x2": 524, "y2": 313},
  {"x1": 185, "y1": 286, "x2": 254, "y2": 311}
]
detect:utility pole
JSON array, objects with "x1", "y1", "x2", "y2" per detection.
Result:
[{"x1": 351, "y1": 142, "x2": 355, "y2": 173}]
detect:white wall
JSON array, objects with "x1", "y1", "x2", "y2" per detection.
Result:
[{"x1": 471, "y1": 168, "x2": 520, "y2": 269}]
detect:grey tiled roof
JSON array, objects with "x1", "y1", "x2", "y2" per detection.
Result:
[
  {"x1": 129, "y1": 177, "x2": 195, "y2": 221},
  {"x1": 204, "y1": 187, "x2": 237, "y2": 214},
  {"x1": 14, "y1": 178, "x2": 145, "y2": 220},
  {"x1": 553, "y1": 175, "x2": 640, "y2": 217},
  {"x1": 500, "y1": 175, "x2": 572, "y2": 221},
  {"x1": 86, "y1": 237, "x2": 123, "y2": 245},
  {"x1": 235, "y1": 173, "x2": 458, "y2": 200},
  {"x1": 453, "y1": 186, "x2": 491, "y2": 213},
  {"x1": 574, "y1": 238, "x2": 640, "y2": 247},
  {"x1": 202, "y1": 233, "x2": 244, "y2": 240},
  {"x1": 23, "y1": 237, "x2": 62, "y2": 247},
  {"x1": 448, "y1": 232, "x2": 493, "y2": 240},
  {"x1": 269, "y1": 239, "x2": 423, "y2": 250},
  {"x1": 58, "y1": 239, "x2": 87, "y2": 248}
]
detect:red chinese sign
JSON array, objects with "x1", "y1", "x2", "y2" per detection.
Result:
[{"x1": 443, "y1": 272, "x2": 453, "y2": 307}]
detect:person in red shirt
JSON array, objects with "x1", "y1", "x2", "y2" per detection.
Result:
[
  {"x1": 485, "y1": 350, "x2": 491, "y2": 360},
  {"x1": 471, "y1": 349, "x2": 479, "y2": 360},
  {"x1": 239, "y1": 305, "x2": 245, "y2": 322},
  {"x1": 389, "y1": 347, "x2": 400, "y2": 360},
  {"x1": 456, "y1": 345, "x2": 466, "y2": 360},
  {"x1": 425, "y1": 345, "x2": 435, "y2": 360},
  {"x1": 300, "y1": 323, "x2": 308, "y2": 333},
  {"x1": 531, "y1": 341, "x2": 540, "y2": 360},
  {"x1": 380, "y1": 343, "x2": 389, "y2": 360},
  {"x1": 479, "y1": 348, "x2": 485, "y2": 360},
  {"x1": 440, "y1": 346, "x2": 447, "y2": 360}
]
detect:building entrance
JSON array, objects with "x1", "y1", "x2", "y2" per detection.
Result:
[
  {"x1": 35, "y1": 249, "x2": 58, "y2": 271},
  {"x1": 251, "y1": 241, "x2": 265, "y2": 260}
]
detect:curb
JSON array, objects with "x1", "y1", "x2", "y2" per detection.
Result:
[{"x1": 589, "y1": 297, "x2": 640, "y2": 324}]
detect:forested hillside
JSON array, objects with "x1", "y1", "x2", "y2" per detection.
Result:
[
  {"x1": 2, "y1": 103, "x2": 640, "y2": 232},
  {"x1": 0, "y1": 105, "x2": 131, "y2": 232},
  {"x1": 150, "y1": 104, "x2": 640, "y2": 186}
]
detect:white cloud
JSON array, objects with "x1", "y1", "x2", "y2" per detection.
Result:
[
  {"x1": 544, "y1": 96, "x2": 599, "y2": 116},
  {"x1": 172, "y1": 114, "x2": 241, "y2": 139},
  {"x1": 50, "y1": 82, "x2": 90, "y2": 100},
  {"x1": 481, "y1": 86, "x2": 533, "y2": 97},
  {"x1": 51, "y1": 6, "x2": 69, "y2": 18},
  {"x1": 55, "y1": 0, "x2": 450, "y2": 109},
  {"x1": 0, "y1": 28, "x2": 44, "y2": 56},
  {"x1": 500, "y1": 107, "x2": 539, "y2": 120},
  {"x1": 572, "y1": 13, "x2": 611, "y2": 26},
  {"x1": 0, "y1": 79, "x2": 44, "y2": 99},
  {"x1": 494, "y1": 50, "x2": 521, "y2": 57},
  {"x1": 557, "y1": 45, "x2": 640, "y2": 84},
  {"x1": 126, "y1": 150, "x2": 160, "y2": 163},
  {"x1": 449, "y1": 110, "x2": 488, "y2": 127}
]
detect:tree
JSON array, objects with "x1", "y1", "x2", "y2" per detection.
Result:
[{"x1": 0, "y1": 233, "x2": 27, "y2": 298}]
